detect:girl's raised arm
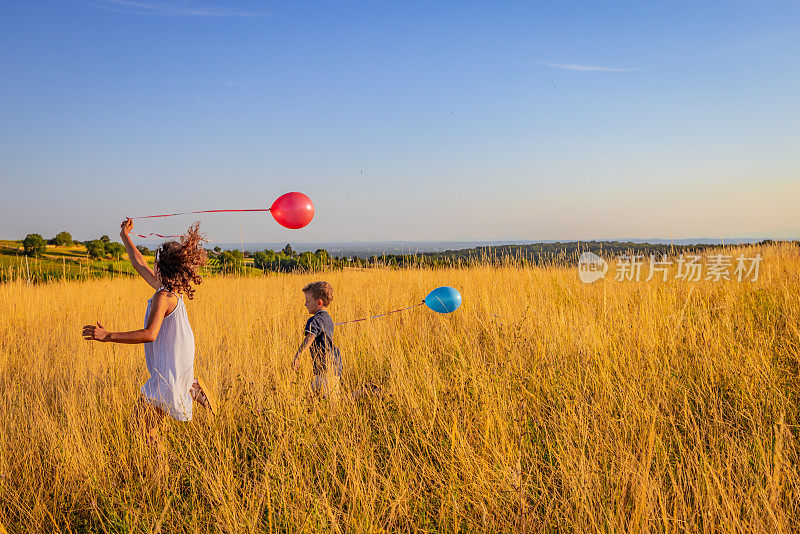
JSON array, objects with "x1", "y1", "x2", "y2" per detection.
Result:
[{"x1": 120, "y1": 218, "x2": 160, "y2": 290}]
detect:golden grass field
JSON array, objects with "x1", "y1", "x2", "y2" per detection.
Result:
[{"x1": 1, "y1": 243, "x2": 799, "y2": 532}]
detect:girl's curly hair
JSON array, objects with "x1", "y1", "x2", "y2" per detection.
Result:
[{"x1": 155, "y1": 222, "x2": 207, "y2": 300}]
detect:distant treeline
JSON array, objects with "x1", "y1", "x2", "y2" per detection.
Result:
[
  {"x1": 15, "y1": 230, "x2": 144, "y2": 260},
  {"x1": 395, "y1": 240, "x2": 777, "y2": 266},
  {"x1": 209, "y1": 244, "x2": 347, "y2": 273},
  {"x1": 340, "y1": 240, "x2": 792, "y2": 269},
  {"x1": 214, "y1": 239, "x2": 798, "y2": 273}
]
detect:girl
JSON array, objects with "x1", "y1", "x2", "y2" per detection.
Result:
[{"x1": 83, "y1": 218, "x2": 215, "y2": 440}]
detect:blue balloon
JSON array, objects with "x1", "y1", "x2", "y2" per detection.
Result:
[{"x1": 424, "y1": 286, "x2": 462, "y2": 314}]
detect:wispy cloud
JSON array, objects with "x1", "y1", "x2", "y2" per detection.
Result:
[
  {"x1": 537, "y1": 61, "x2": 639, "y2": 72},
  {"x1": 87, "y1": 0, "x2": 264, "y2": 18}
]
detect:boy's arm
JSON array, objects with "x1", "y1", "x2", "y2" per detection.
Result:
[
  {"x1": 292, "y1": 333, "x2": 315, "y2": 371},
  {"x1": 83, "y1": 292, "x2": 171, "y2": 344},
  {"x1": 120, "y1": 218, "x2": 160, "y2": 290}
]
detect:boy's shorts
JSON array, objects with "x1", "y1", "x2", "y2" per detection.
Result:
[{"x1": 311, "y1": 373, "x2": 341, "y2": 400}]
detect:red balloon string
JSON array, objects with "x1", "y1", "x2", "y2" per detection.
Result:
[
  {"x1": 132, "y1": 208, "x2": 270, "y2": 219},
  {"x1": 132, "y1": 232, "x2": 185, "y2": 239},
  {"x1": 129, "y1": 208, "x2": 271, "y2": 240}
]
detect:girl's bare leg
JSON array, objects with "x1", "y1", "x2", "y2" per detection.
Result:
[{"x1": 190, "y1": 377, "x2": 216, "y2": 416}]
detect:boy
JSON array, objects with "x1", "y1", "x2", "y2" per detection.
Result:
[{"x1": 292, "y1": 281, "x2": 341, "y2": 398}]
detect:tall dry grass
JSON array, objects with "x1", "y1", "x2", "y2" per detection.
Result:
[{"x1": 1, "y1": 243, "x2": 799, "y2": 532}]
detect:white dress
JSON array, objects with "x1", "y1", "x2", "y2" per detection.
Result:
[{"x1": 140, "y1": 291, "x2": 195, "y2": 421}]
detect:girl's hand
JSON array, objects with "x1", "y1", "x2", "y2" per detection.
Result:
[
  {"x1": 291, "y1": 355, "x2": 300, "y2": 372},
  {"x1": 83, "y1": 322, "x2": 111, "y2": 342},
  {"x1": 120, "y1": 218, "x2": 133, "y2": 237}
]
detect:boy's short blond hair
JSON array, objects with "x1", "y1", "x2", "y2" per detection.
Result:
[{"x1": 303, "y1": 281, "x2": 334, "y2": 306}]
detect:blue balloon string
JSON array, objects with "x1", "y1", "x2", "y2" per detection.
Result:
[{"x1": 333, "y1": 301, "x2": 425, "y2": 326}]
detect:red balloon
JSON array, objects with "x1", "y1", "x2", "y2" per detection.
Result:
[{"x1": 270, "y1": 192, "x2": 315, "y2": 229}]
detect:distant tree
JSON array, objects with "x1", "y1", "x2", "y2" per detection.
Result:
[
  {"x1": 53, "y1": 231, "x2": 73, "y2": 247},
  {"x1": 275, "y1": 257, "x2": 300, "y2": 273},
  {"x1": 252, "y1": 251, "x2": 268, "y2": 269},
  {"x1": 213, "y1": 246, "x2": 222, "y2": 253},
  {"x1": 100, "y1": 235, "x2": 110, "y2": 244},
  {"x1": 282, "y1": 244, "x2": 294, "y2": 257},
  {"x1": 219, "y1": 249, "x2": 244, "y2": 269},
  {"x1": 315, "y1": 249, "x2": 330, "y2": 263},
  {"x1": 136, "y1": 245, "x2": 153, "y2": 256},
  {"x1": 105, "y1": 242, "x2": 125, "y2": 259},
  {"x1": 297, "y1": 251, "x2": 316, "y2": 271},
  {"x1": 86, "y1": 240, "x2": 106, "y2": 260},
  {"x1": 22, "y1": 234, "x2": 47, "y2": 257},
  {"x1": 253, "y1": 250, "x2": 279, "y2": 270}
]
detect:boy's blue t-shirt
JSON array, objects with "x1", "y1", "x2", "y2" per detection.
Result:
[{"x1": 304, "y1": 310, "x2": 341, "y2": 376}]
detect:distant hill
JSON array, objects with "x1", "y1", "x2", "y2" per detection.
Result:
[{"x1": 0, "y1": 239, "x2": 140, "y2": 282}]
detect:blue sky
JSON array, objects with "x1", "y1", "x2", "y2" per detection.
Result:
[{"x1": 1, "y1": 1, "x2": 798, "y2": 243}]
